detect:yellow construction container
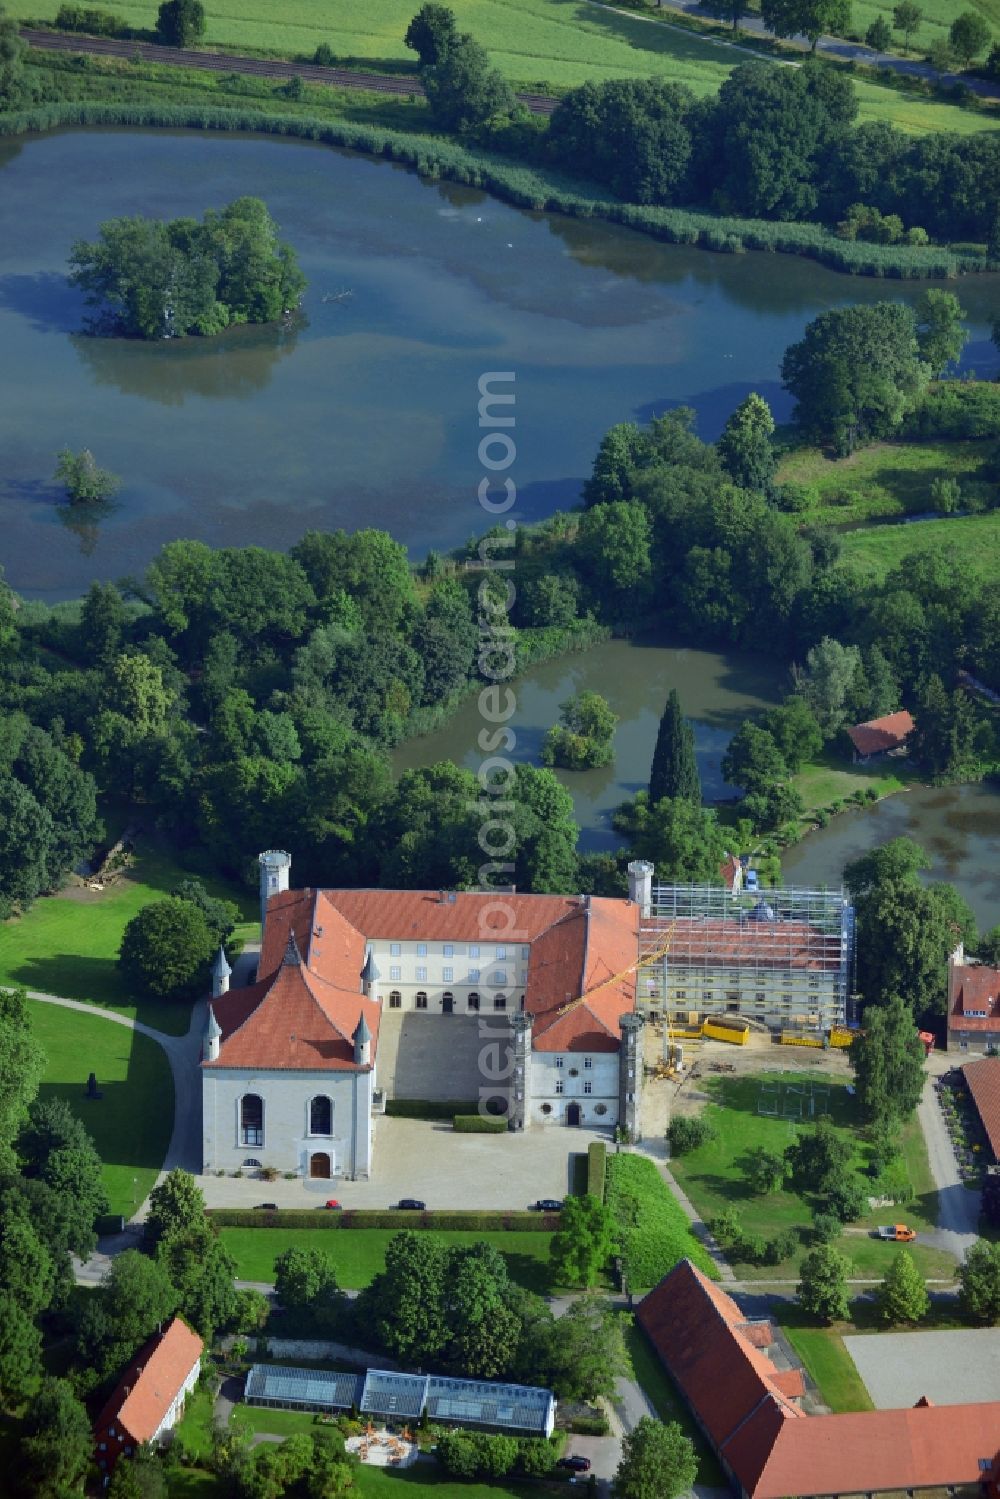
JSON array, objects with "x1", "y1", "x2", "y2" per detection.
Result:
[
  {"x1": 828, "y1": 1026, "x2": 855, "y2": 1049},
  {"x1": 780, "y1": 1031, "x2": 824, "y2": 1049},
  {"x1": 703, "y1": 1018, "x2": 750, "y2": 1046}
]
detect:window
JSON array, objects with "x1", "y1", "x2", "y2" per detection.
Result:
[
  {"x1": 310, "y1": 1096, "x2": 332, "y2": 1136},
  {"x1": 541, "y1": 1103, "x2": 552, "y2": 1115},
  {"x1": 443, "y1": 967, "x2": 453, "y2": 983},
  {"x1": 240, "y1": 1094, "x2": 263, "y2": 1148},
  {"x1": 416, "y1": 943, "x2": 427, "y2": 957},
  {"x1": 416, "y1": 991, "x2": 428, "y2": 1009},
  {"x1": 555, "y1": 1080, "x2": 564, "y2": 1095},
  {"x1": 469, "y1": 967, "x2": 480, "y2": 983},
  {"x1": 468, "y1": 991, "x2": 480, "y2": 1010},
  {"x1": 496, "y1": 946, "x2": 507, "y2": 960},
  {"x1": 389, "y1": 965, "x2": 401, "y2": 981},
  {"x1": 494, "y1": 993, "x2": 507, "y2": 1010},
  {"x1": 755, "y1": 991, "x2": 766, "y2": 1003},
  {"x1": 415, "y1": 966, "x2": 427, "y2": 982},
  {"x1": 521, "y1": 945, "x2": 530, "y2": 959},
  {"x1": 470, "y1": 945, "x2": 480, "y2": 958},
  {"x1": 443, "y1": 944, "x2": 454, "y2": 958},
  {"x1": 584, "y1": 1081, "x2": 593, "y2": 1095},
  {"x1": 389, "y1": 990, "x2": 402, "y2": 1008},
  {"x1": 626, "y1": 1091, "x2": 635, "y2": 1102},
  {"x1": 555, "y1": 1056, "x2": 564, "y2": 1069},
  {"x1": 243, "y1": 1157, "x2": 261, "y2": 1168},
  {"x1": 390, "y1": 943, "x2": 401, "y2": 957},
  {"x1": 584, "y1": 1056, "x2": 593, "y2": 1070},
  {"x1": 493, "y1": 970, "x2": 507, "y2": 986},
  {"x1": 595, "y1": 1103, "x2": 608, "y2": 1116}
]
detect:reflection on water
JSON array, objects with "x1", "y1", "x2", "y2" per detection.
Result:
[
  {"x1": 782, "y1": 783, "x2": 1000, "y2": 927},
  {"x1": 58, "y1": 494, "x2": 120, "y2": 556},
  {"x1": 393, "y1": 636, "x2": 783, "y2": 851},
  {"x1": 71, "y1": 318, "x2": 304, "y2": 406},
  {"x1": 2, "y1": 128, "x2": 998, "y2": 599}
]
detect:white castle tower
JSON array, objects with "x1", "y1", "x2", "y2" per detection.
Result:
[{"x1": 258, "y1": 850, "x2": 291, "y2": 939}]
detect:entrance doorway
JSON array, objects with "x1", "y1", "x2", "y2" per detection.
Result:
[
  {"x1": 566, "y1": 1102, "x2": 581, "y2": 1127},
  {"x1": 309, "y1": 1152, "x2": 332, "y2": 1179},
  {"x1": 442, "y1": 993, "x2": 454, "y2": 1014}
]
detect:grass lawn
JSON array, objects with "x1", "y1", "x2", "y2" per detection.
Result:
[
  {"x1": 776, "y1": 437, "x2": 995, "y2": 526},
  {"x1": 669, "y1": 1074, "x2": 957, "y2": 1283},
  {"x1": 838, "y1": 511, "x2": 1000, "y2": 585},
  {"x1": 28, "y1": 996, "x2": 173, "y2": 1217},
  {"x1": 10, "y1": 0, "x2": 999, "y2": 132},
  {"x1": 622, "y1": 1320, "x2": 725, "y2": 1484},
  {"x1": 779, "y1": 1319, "x2": 874, "y2": 1412},
  {"x1": 0, "y1": 836, "x2": 256, "y2": 1034},
  {"x1": 354, "y1": 1467, "x2": 542, "y2": 1497},
  {"x1": 792, "y1": 748, "x2": 911, "y2": 819},
  {"x1": 219, "y1": 1228, "x2": 556, "y2": 1292},
  {"x1": 174, "y1": 1384, "x2": 218, "y2": 1464}
]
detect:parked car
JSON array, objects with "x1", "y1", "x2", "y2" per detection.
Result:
[
  {"x1": 557, "y1": 1456, "x2": 592, "y2": 1473},
  {"x1": 322, "y1": 1199, "x2": 342, "y2": 1210},
  {"x1": 532, "y1": 1198, "x2": 564, "y2": 1212},
  {"x1": 745, "y1": 869, "x2": 760, "y2": 892},
  {"x1": 396, "y1": 1199, "x2": 426, "y2": 1210},
  {"x1": 256, "y1": 1202, "x2": 278, "y2": 1211},
  {"x1": 873, "y1": 1224, "x2": 916, "y2": 1241}
]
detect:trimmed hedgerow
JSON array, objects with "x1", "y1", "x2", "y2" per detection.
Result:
[
  {"x1": 605, "y1": 1152, "x2": 716, "y2": 1288},
  {"x1": 587, "y1": 1140, "x2": 607, "y2": 1200},
  {"x1": 384, "y1": 1098, "x2": 477, "y2": 1119},
  {"x1": 0, "y1": 101, "x2": 992, "y2": 280},
  {"x1": 454, "y1": 1114, "x2": 508, "y2": 1133},
  {"x1": 206, "y1": 1208, "x2": 562, "y2": 1229}
]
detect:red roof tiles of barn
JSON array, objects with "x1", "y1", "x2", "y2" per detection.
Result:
[
  {"x1": 950, "y1": 964, "x2": 1000, "y2": 1031},
  {"x1": 94, "y1": 1317, "x2": 203, "y2": 1446},
  {"x1": 846, "y1": 710, "x2": 915, "y2": 757},
  {"x1": 965, "y1": 1057, "x2": 1000, "y2": 1159}
]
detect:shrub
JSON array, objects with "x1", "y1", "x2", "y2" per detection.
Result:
[
  {"x1": 385, "y1": 1099, "x2": 477, "y2": 1120},
  {"x1": 313, "y1": 43, "x2": 336, "y2": 65},
  {"x1": 54, "y1": 5, "x2": 122, "y2": 35},
  {"x1": 205, "y1": 1208, "x2": 560, "y2": 1229},
  {"x1": 810, "y1": 1212, "x2": 842, "y2": 1244},
  {"x1": 453, "y1": 1114, "x2": 507, "y2": 1133},
  {"x1": 569, "y1": 1415, "x2": 610, "y2": 1435},
  {"x1": 587, "y1": 1140, "x2": 607, "y2": 1200},
  {"x1": 667, "y1": 1115, "x2": 715, "y2": 1156},
  {"x1": 606, "y1": 1154, "x2": 716, "y2": 1287},
  {"x1": 762, "y1": 1227, "x2": 799, "y2": 1265}
]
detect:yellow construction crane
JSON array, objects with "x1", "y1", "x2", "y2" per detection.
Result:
[{"x1": 555, "y1": 921, "x2": 677, "y2": 1018}]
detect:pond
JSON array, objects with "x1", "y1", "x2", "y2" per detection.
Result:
[
  {"x1": 1, "y1": 127, "x2": 998, "y2": 599},
  {"x1": 393, "y1": 636, "x2": 783, "y2": 851},
  {"x1": 781, "y1": 782, "x2": 1000, "y2": 929}
]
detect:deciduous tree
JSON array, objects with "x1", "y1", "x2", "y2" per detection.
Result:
[
  {"x1": 716, "y1": 393, "x2": 776, "y2": 494},
  {"x1": 421, "y1": 31, "x2": 515, "y2": 132},
  {"x1": 549, "y1": 1196, "x2": 617, "y2": 1287},
  {"x1": 878, "y1": 1248, "x2": 929, "y2": 1324},
  {"x1": 893, "y1": 0, "x2": 922, "y2": 50},
  {"x1": 797, "y1": 1244, "x2": 851, "y2": 1323},
  {"x1": 404, "y1": 3, "x2": 458, "y2": 65},
  {"x1": 17, "y1": 1378, "x2": 93, "y2": 1498},
  {"x1": 760, "y1": 0, "x2": 852, "y2": 48},
  {"x1": 614, "y1": 1416, "x2": 698, "y2": 1499},
  {"x1": 949, "y1": 9, "x2": 991, "y2": 64},
  {"x1": 850, "y1": 994, "x2": 925, "y2": 1129},
  {"x1": 721, "y1": 722, "x2": 787, "y2": 795},
  {"x1": 959, "y1": 1239, "x2": 1000, "y2": 1323},
  {"x1": 0, "y1": 985, "x2": 46, "y2": 1171},
  {"x1": 0, "y1": 1292, "x2": 43, "y2": 1407},
  {"x1": 118, "y1": 897, "x2": 216, "y2": 1001},
  {"x1": 156, "y1": 0, "x2": 205, "y2": 48}
]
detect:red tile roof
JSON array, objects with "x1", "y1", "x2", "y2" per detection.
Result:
[
  {"x1": 639, "y1": 1260, "x2": 1000, "y2": 1498},
  {"x1": 965, "y1": 1057, "x2": 1000, "y2": 1160},
  {"x1": 527, "y1": 898, "x2": 639, "y2": 1053},
  {"x1": 94, "y1": 1317, "x2": 203, "y2": 1447},
  {"x1": 950, "y1": 963, "x2": 1000, "y2": 1032},
  {"x1": 846, "y1": 710, "x2": 914, "y2": 757}
]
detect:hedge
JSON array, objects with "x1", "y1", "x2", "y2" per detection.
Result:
[
  {"x1": 605, "y1": 1152, "x2": 717, "y2": 1288},
  {"x1": 385, "y1": 1099, "x2": 477, "y2": 1120},
  {"x1": 568, "y1": 1414, "x2": 610, "y2": 1436},
  {"x1": 206, "y1": 1208, "x2": 561, "y2": 1230},
  {"x1": 454, "y1": 1114, "x2": 508, "y2": 1133},
  {"x1": 0, "y1": 100, "x2": 992, "y2": 280},
  {"x1": 586, "y1": 1141, "x2": 607, "y2": 1201}
]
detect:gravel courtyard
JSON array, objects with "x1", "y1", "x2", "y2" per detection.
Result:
[
  {"x1": 198, "y1": 1115, "x2": 609, "y2": 1210},
  {"x1": 844, "y1": 1328, "x2": 1000, "y2": 1408}
]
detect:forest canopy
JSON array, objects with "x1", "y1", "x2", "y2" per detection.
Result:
[{"x1": 68, "y1": 196, "x2": 306, "y2": 339}]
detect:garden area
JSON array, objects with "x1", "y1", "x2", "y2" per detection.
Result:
[
  {"x1": 27, "y1": 996, "x2": 173, "y2": 1216},
  {"x1": 0, "y1": 835, "x2": 256, "y2": 1034},
  {"x1": 936, "y1": 1067, "x2": 992, "y2": 1185},
  {"x1": 668, "y1": 1073, "x2": 956, "y2": 1282}
]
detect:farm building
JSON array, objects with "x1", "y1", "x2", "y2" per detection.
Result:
[
  {"x1": 638, "y1": 1259, "x2": 1000, "y2": 1498},
  {"x1": 93, "y1": 1317, "x2": 203, "y2": 1483},
  {"x1": 629, "y1": 863, "x2": 855, "y2": 1037},
  {"x1": 244, "y1": 1364, "x2": 556, "y2": 1437},
  {"x1": 948, "y1": 944, "x2": 1000, "y2": 1053},
  {"x1": 846, "y1": 709, "x2": 914, "y2": 763}
]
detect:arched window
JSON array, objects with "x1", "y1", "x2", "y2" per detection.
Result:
[
  {"x1": 493, "y1": 993, "x2": 507, "y2": 1011},
  {"x1": 415, "y1": 991, "x2": 428, "y2": 1010},
  {"x1": 240, "y1": 1094, "x2": 263, "y2": 1147},
  {"x1": 467, "y1": 991, "x2": 480, "y2": 1010},
  {"x1": 310, "y1": 1096, "x2": 332, "y2": 1136},
  {"x1": 389, "y1": 990, "x2": 402, "y2": 1009}
]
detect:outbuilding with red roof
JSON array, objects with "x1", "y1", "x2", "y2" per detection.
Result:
[{"x1": 94, "y1": 1317, "x2": 203, "y2": 1482}]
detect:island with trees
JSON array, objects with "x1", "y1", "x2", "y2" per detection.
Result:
[{"x1": 68, "y1": 196, "x2": 305, "y2": 338}]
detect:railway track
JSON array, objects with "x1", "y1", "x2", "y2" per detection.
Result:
[{"x1": 21, "y1": 28, "x2": 559, "y2": 114}]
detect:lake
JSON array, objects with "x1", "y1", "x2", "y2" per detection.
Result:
[{"x1": 1, "y1": 126, "x2": 998, "y2": 599}]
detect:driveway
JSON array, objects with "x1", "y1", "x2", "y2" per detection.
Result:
[{"x1": 917, "y1": 1071, "x2": 981, "y2": 1262}]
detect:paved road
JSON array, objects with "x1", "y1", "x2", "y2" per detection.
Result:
[
  {"x1": 588, "y1": 0, "x2": 1000, "y2": 100},
  {"x1": 917, "y1": 1072, "x2": 981, "y2": 1262}
]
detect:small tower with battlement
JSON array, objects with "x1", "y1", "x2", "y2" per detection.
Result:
[
  {"x1": 258, "y1": 850, "x2": 291, "y2": 939},
  {"x1": 211, "y1": 946, "x2": 231, "y2": 999},
  {"x1": 202, "y1": 1004, "x2": 222, "y2": 1063},
  {"x1": 508, "y1": 1013, "x2": 532, "y2": 1131},
  {"x1": 627, "y1": 860, "x2": 654, "y2": 919},
  {"x1": 618, "y1": 1012, "x2": 644, "y2": 1142}
]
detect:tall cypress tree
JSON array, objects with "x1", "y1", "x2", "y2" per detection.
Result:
[{"x1": 649, "y1": 689, "x2": 701, "y2": 805}]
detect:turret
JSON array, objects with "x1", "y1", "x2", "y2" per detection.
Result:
[
  {"x1": 258, "y1": 850, "x2": 291, "y2": 939},
  {"x1": 203, "y1": 1004, "x2": 222, "y2": 1063},
  {"x1": 618, "y1": 1011, "x2": 644, "y2": 1143},
  {"x1": 353, "y1": 1012, "x2": 372, "y2": 1067},
  {"x1": 211, "y1": 946, "x2": 232, "y2": 999},
  {"x1": 627, "y1": 860, "x2": 654, "y2": 918},
  {"x1": 508, "y1": 1013, "x2": 532, "y2": 1132},
  {"x1": 360, "y1": 948, "x2": 380, "y2": 1002}
]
